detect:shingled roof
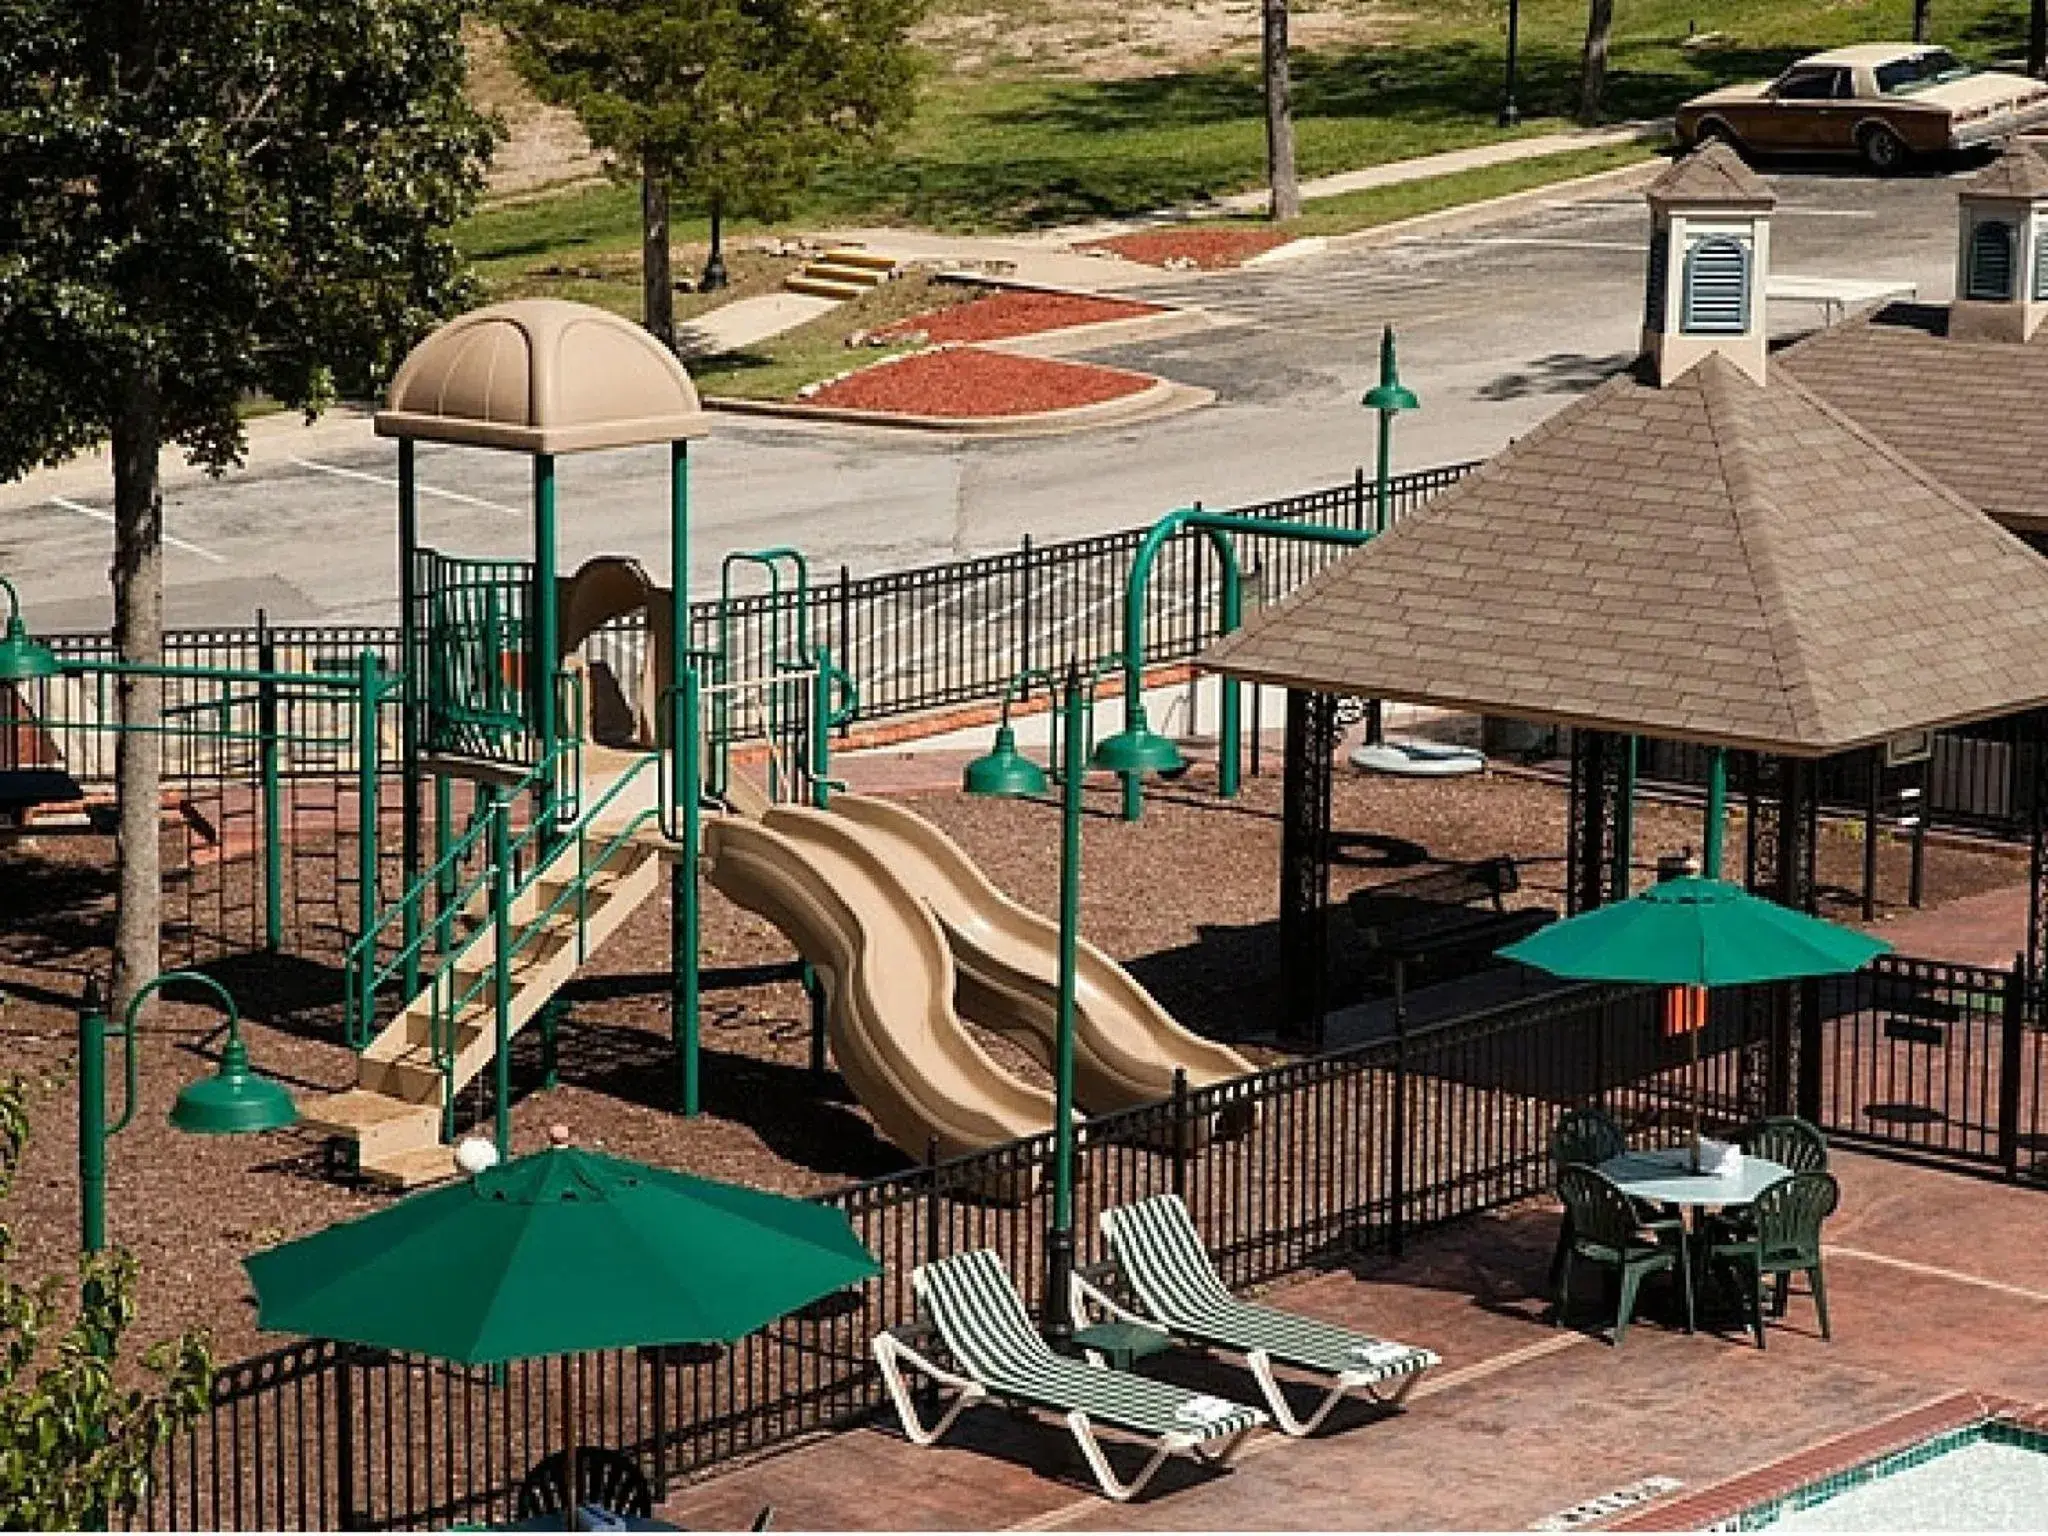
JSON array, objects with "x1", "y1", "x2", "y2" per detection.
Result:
[
  {"x1": 1961, "y1": 140, "x2": 2048, "y2": 200},
  {"x1": 1780, "y1": 305, "x2": 2048, "y2": 532},
  {"x1": 1203, "y1": 354, "x2": 2048, "y2": 756},
  {"x1": 1644, "y1": 139, "x2": 1777, "y2": 209}
]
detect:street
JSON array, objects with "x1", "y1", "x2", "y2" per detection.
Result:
[{"x1": 0, "y1": 164, "x2": 1977, "y2": 632}]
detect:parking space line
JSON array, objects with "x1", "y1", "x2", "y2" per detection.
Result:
[
  {"x1": 48, "y1": 496, "x2": 228, "y2": 564},
  {"x1": 1403, "y1": 235, "x2": 1646, "y2": 253},
  {"x1": 291, "y1": 456, "x2": 521, "y2": 515}
]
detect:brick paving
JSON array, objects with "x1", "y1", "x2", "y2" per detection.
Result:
[{"x1": 658, "y1": 1149, "x2": 2048, "y2": 1530}]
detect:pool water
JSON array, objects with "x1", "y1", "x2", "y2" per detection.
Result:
[{"x1": 1735, "y1": 1424, "x2": 2048, "y2": 1531}]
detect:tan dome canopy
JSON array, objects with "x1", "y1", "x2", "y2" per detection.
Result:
[{"x1": 375, "y1": 299, "x2": 710, "y2": 453}]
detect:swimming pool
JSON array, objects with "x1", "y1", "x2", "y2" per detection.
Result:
[{"x1": 1728, "y1": 1421, "x2": 2048, "y2": 1531}]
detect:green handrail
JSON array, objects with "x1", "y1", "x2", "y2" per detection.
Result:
[{"x1": 1114, "y1": 508, "x2": 1377, "y2": 821}]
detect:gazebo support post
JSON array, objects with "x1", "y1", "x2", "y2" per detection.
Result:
[
  {"x1": 1751, "y1": 755, "x2": 1819, "y2": 1119},
  {"x1": 670, "y1": 441, "x2": 701, "y2": 1118},
  {"x1": 1279, "y1": 689, "x2": 1337, "y2": 1046},
  {"x1": 1610, "y1": 735, "x2": 1637, "y2": 899},
  {"x1": 1566, "y1": 730, "x2": 1618, "y2": 916}
]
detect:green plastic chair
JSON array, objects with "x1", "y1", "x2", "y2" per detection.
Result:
[
  {"x1": 1736, "y1": 1116, "x2": 1828, "y2": 1173},
  {"x1": 1553, "y1": 1165, "x2": 1682, "y2": 1347},
  {"x1": 1704, "y1": 1171, "x2": 1839, "y2": 1350},
  {"x1": 1547, "y1": 1107, "x2": 1681, "y2": 1298}
]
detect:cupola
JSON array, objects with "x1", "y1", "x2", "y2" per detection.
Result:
[
  {"x1": 1950, "y1": 144, "x2": 2048, "y2": 345},
  {"x1": 1640, "y1": 142, "x2": 1777, "y2": 387}
]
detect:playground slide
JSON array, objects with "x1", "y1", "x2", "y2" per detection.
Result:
[
  {"x1": 701, "y1": 807, "x2": 1057, "y2": 1168},
  {"x1": 820, "y1": 796, "x2": 1257, "y2": 1132}
]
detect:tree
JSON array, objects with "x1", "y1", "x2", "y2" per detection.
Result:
[
  {"x1": 2030, "y1": 0, "x2": 2045, "y2": 78},
  {"x1": 497, "y1": 0, "x2": 925, "y2": 343},
  {"x1": 1578, "y1": 0, "x2": 1615, "y2": 124},
  {"x1": 0, "y1": 0, "x2": 493, "y2": 1017},
  {"x1": 1263, "y1": 0, "x2": 1301, "y2": 221},
  {"x1": 1913, "y1": 0, "x2": 1931, "y2": 44},
  {"x1": 0, "y1": 1078, "x2": 213, "y2": 1528}
]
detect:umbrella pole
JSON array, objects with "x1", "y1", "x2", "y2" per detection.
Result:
[{"x1": 1691, "y1": 1006, "x2": 1702, "y2": 1173}]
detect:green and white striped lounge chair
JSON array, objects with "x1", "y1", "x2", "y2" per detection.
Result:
[
  {"x1": 871, "y1": 1249, "x2": 1267, "y2": 1502},
  {"x1": 1094, "y1": 1194, "x2": 1439, "y2": 1437}
]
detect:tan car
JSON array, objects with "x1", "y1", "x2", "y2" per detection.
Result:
[{"x1": 1675, "y1": 44, "x2": 2048, "y2": 173}]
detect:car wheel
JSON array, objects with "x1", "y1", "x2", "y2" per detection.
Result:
[
  {"x1": 1859, "y1": 124, "x2": 1908, "y2": 174},
  {"x1": 1695, "y1": 119, "x2": 1745, "y2": 158}
]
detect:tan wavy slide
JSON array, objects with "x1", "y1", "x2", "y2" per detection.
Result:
[
  {"x1": 701, "y1": 807, "x2": 1055, "y2": 1168},
  {"x1": 826, "y1": 796, "x2": 1256, "y2": 1128}
]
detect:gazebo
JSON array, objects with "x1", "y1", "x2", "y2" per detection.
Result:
[{"x1": 1202, "y1": 144, "x2": 2048, "y2": 1117}]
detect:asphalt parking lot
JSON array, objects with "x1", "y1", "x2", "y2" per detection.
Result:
[{"x1": 0, "y1": 161, "x2": 1988, "y2": 631}]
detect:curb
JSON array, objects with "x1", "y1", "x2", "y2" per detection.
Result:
[
  {"x1": 1322, "y1": 155, "x2": 1668, "y2": 252},
  {"x1": 703, "y1": 375, "x2": 1214, "y2": 439},
  {"x1": 975, "y1": 306, "x2": 1222, "y2": 359}
]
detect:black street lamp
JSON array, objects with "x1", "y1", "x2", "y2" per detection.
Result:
[{"x1": 1500, "y1": 0, "x2": 1523, "y2": 128}]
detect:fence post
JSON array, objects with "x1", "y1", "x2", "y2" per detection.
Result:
[
  {"x1": 1017, "y1": 535, "x2": 1032, "y2": 703},
  {"x1": 1353, "y1": 466, "x2": 1367, "y2": 530},
  {"x1": 836, "y1": 565, "x2": 854, "y2": 740},
  {"x1": 1796, "y1": 976, "x2": 1823, "y2": 1126},
  {"x1": 921, "y1": 1137, "x2": 942, "y2": 1419},
  {"x1": 2000, "y1": 953, "x2": 2026, "y2": 1179},
  {"x1": 1170, "y1": 1068, "x2": 1189, "y2": 1199},
  {"x1": 1389, "y1": 960, "x2": 1407, "y2": 1258},
  {"x1": 355, "y1": 651, "x2": 381, "y2": 971},
  {"x1": 257, "y1": 612, "x2": 284, "y2": 954},
  {"x1": 335, "y1": 1343, "x2": 359, "y2": 1532}
]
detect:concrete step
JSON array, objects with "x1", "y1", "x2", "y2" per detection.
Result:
[
  {"x1": 786, "y1": 274, "x2": 870, "y2": 302},
  {"x1": 804, "y1": 261, "x2": 889, "y2": 288},
  {"x1": 820, "y1": 248, "x2": 898, "y2": 274}
]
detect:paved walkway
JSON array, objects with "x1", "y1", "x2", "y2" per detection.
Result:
[
  {"x1": 676, "y1": 292, "x2": 838, "y2": 358},
  {"x1": 1863, "y1": 880, "x2": 2029, "y2": 969},
  {"x1": 658, "y1": 1150, "x2": 2048, "y2": 1530}
]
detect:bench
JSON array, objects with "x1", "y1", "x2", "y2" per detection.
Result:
[{"x1": 1346, "y1": 856, "x2": 1554, "y2": 984}]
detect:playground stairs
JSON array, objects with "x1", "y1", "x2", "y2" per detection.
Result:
[
  {"x1": 300, "y1": 766, "x2": 670, "y2": 1190},
  {"x1": 785, "y1": 248, "x2": 898, "y2": 301}
]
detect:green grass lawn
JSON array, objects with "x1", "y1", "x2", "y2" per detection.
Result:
[
  {"x1": 690, "y1": 272, "x2": 986, "y2": 401},
  {"x1": 457, "y1": 0, "x2": 2032, "y2": 289}
]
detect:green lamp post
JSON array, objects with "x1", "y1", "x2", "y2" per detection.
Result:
[
  {"x1": 962, "y1": 674, "x2": 1052, "y2": 799},
  {"x1": 961, "y1": 664, "x2": 1086, "y2": 1346},
  {"x1": 0, "y1": 575, "x2": 61, "y2": 682},
  {"x1": 1362, "y1": 325, "x2": 1420, "y2": 535},
  {"x1": 79, "y1": 971, "x2": 296, "y2": 1254}
]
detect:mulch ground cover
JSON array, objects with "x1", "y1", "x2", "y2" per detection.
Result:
[
  {"x1": 0, "y1": 761, "x2": 2023, "y2": 1368},
  {"x1": 806, "y1": 346, "x2": 1155, "y2": 417},
  {"x1": 1079, "y1": 227, "x2": 1292, "y2": 269},
  {"x1": 874, "y1": 289, "x2": 1162, "y2": 344}
]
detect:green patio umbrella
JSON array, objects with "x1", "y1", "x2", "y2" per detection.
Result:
[
  {"x1": 246, "y1": 1137, "x2": 878, "y2": 1524},
  {"x1": 1499, "y1": 878, "x2": 1887, "y2": 1166}
]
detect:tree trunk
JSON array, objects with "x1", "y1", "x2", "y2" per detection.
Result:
[
  {"x1": 1914, "y1": 0, "x2": 1931, "y2": 43},
  {"x1": 700, "y1": 198, "x2": 729, "y2": 292},
  {"x1": 1263, "y1": 0, "x2": 1300, "y2": 221},
  {"x1": 641, "y1": 167, "x2": 675, "y2": 352},
  {"x1": 2030, "y1": 0, "x2": 2045, "y2": 77},
  {"x1": 109, "y1": 380, "x2": 164, "y2": 1019},
  {"x1": 1578, "y1": 0, "x2": 1615, "y2": 125}
]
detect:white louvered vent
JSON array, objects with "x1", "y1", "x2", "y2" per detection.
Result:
[
  {"x1": 1967, "y1": 220, "x2": 2016, "y2": 301},
  {"x1": 2035, "y1": 228, "x2": 2048, "y2": 302},
  {"x1": 1681, "y1": 237, "x2": 1749, "y2": 336}
]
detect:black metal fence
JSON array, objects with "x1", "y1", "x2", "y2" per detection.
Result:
[{"x1": 131, "y1": 946, "x2": 2048, "y2": 1529}]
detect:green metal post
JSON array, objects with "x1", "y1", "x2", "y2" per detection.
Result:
[
  {"x1": 1045, "y1": 668, "x2": 1084, "y2": 1345},
  {"x1": 78, "y1": 979, "x2": 108, "y2": 1255},
  {"x1": 1704, "y1": 747, "x2": 1728, "y2": 879},
  {"x1": 355, "y1": 652, "x2": 381, "y2": 970},
  {"x1": 398, "y1": 439, "x2": 422, "y2": 994},
  {"x1": 1611, "y1": 735, "x2": 1637, "y2": 900},
  {"x1": 434, "y1": 773, "x2": 454, "y2": 955},
  {"x1": 533, "y1": 454, "x2": 560, "y2": 843},
  {"x1": 257, "y1": 613, "x2": 283, "y2": 953},
  {"x1": 491, "y1": 786, "x2": 512, "y2": 1159},
  {"x1": 1217, "y1": 570, "x2": 1243, "y2": 800},
  {"x1": 1375, "y1": 411, "x2": 1394, "y2": 534},
  {"x1": 670, "y1": 442, "x2": 701, "y2": 1118},
  {"x1": 812, "y1": 656, "x2": 832, "y2": 809}
]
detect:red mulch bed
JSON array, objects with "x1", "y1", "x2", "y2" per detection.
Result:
[
  {"x1": 875, "y1": 289, "x2": 1162, "y2": 344},
  {"x1": 808, "y1": 347, "x2": 1155, "y2": 418},
  {"x1": 1080, "y1": 227, "x2": 1292, "y2": 270}
]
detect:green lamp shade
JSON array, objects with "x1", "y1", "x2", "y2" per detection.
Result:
[
  {"x1": 0, "y1": 615, "x2": 59, "y2": 682},
  {"x1": 169, "y1": 1038, "x2": 298, "y2": 1135},
  {"x1": 1363, "y1": 381, "x2": 1420, "y2": 413},
  {"x1": 1091, "y1": 722, "x2": 1186, "y2": 778},
  {"x1": 963, "y1": 725, "x2": 1050, "y2": 798}
]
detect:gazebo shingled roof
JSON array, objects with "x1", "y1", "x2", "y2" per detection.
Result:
[
  {"x1": 374, "y1": 298, "x2": 711, "y2": 454},
  {"x1": 1202, "y1": 353, "x2": 2048, "y2": 757}
]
